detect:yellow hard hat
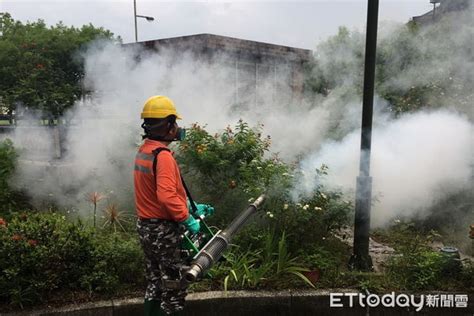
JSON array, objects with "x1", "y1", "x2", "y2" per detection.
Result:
[{"x1": 141, "y1": 95, "x2": 182, "y2": 119}]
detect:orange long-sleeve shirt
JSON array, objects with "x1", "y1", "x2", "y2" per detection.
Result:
[{"x1": 134, "y1": 139, "x2": 188, "y2": 222}]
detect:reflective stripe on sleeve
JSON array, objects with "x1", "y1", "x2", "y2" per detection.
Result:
[
  {"x1": 136, "y1": 152, "x2": 155, "y2": 161},
  {"x1": 134, "y1": 164, "x2": 151, "y2": 174}
]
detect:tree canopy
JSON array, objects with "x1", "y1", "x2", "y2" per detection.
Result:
[
  {"x1": 0, "y1": 13, "x2": 118, "y2": 119},
  {"x1": 305, "y1": 12, "x2": 473, "y2": 116}
]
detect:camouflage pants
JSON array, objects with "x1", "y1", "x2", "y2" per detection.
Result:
[{"x1": 137, "y1": 219, "x2": 188, "y2": 314}]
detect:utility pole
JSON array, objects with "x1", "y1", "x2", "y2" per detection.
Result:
[
  {"x1": 349, "y1": 0, "x2": 379, "y2": 271},
  {"x1": 430, "y1": 0, "x2": 441, "y2": 20},
  {"x1": 133, "y1": 0, "x2": 155, "y2": 43},
  {"x1": 134, "y1": 0, "x2": 138, "y2": 42}
]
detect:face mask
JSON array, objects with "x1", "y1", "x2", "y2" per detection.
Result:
[
  {"x1": 175, "y1": 128, "x2": 186, "y2": 141},
  {"x1": 142, "y1": 121, "x2": 185, "y2": 142}
]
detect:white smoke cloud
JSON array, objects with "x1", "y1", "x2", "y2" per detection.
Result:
[
  {"x1": 76, "y1": 41, "x2": 334, "y2": 157},
  {"x1": 297, "y1": 109, "x2": 473, "y2": 227},
  {"x1": 293, "y1": 8, "x2": 474, "y2": 227},
  {"x1": 6, "y1": 39, "x2": 336, "y2": 212}
]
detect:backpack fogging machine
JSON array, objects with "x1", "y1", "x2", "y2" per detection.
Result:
[
  {"x1": 150, "y1": 148, "x2": 266, "y2": 287},
  {"x1": 182, "y1": 194, "x2": 266, "y2": 284}
]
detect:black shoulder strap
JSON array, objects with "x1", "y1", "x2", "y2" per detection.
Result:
[
  {"x1": 151, "y1": 147, "x2": 198, "y2": 214},
  {"x1": 151, "y1": 147, "x2": 171, "y2": 181}
]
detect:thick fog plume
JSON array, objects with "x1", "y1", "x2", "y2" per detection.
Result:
[
  {"x1": 7, "y1": 41, "x2": 336, "y2": 212},
  {"x1": 296, "y1": 7, "x2": 473, "y2": 227},
  {"x1": 296, "y1": 109, "x2": 473, "y2": 227}
]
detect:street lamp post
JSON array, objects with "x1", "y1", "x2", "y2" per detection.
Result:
[
  {"x1": 349, "y1": 0, "x2": 379, "y2": 271},
  {"x1": 133, "y1": 0, "x2": 155, "y2": 42}
]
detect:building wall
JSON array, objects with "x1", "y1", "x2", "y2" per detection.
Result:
[
  {"x1": 412, "y1": 0, "x2": 472, "y2": 25},
  {"x1": 133, "y1": 34, "x2": 311, "y2": 109}
]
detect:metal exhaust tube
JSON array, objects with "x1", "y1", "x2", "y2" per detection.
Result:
[{"x1": 184, "y1": 194, "x2": 266, "y2": 283}]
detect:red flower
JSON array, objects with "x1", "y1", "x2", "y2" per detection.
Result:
[
  {"x1": 11, "y1": 234, "x2": 22, "y2": 241},
  {"x1": 27, "y1": 239, "x2": 38, "y2": 246},
  {"x1": 36, "y1": 64, "x2": 45, "y2": 69},
  {"x1": 0, "y1": 218, "x2": 6, "y2": 227}
]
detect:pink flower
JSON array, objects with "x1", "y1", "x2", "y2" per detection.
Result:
[{"x1": 27, "y1": 239, "x2": 38, "y2": 246}]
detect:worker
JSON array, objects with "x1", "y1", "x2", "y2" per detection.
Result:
[{"x1": 134, "y1": 95, "x2": 200, "y2": 316}]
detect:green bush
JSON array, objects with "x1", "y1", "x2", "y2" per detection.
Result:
[
  {"x1": 79, "y1": 232, "x2": 144, "y2": 294},
  {"x1": 458, "y1": 260, "x2": 474, "y2": 291},
  {"x1": 0, "y1": 212, "x2": 94, "y2": 307},
  {"x1": 261, "y1": 166, "x2": 353, "y2": 252},
  {"x1": 270, "y1": 191, "x2": 352, "y2": 251},
  {"x1": 0, "y1": 212, "x2": 143, "y2": 308},
  {"x1": 385, "y1": 230, "x2": 447, "y2": 291},
  {"x1": 0, "y1": 138, "x2": 18, "y2": 213}
]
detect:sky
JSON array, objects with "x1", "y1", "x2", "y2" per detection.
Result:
[{"x1": 1, "y1": 0, "x2": 434, "y2": 49}]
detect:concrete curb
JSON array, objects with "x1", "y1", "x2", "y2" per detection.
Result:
[{"x1": 2, "y1": 290, "x2": 473, "y2": 316}]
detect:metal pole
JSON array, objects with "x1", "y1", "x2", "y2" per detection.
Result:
[
  {"x1": 349, "y1": 0, "x2": 379, "y2": 271},
  {"x1": 134, "y1": 0, "x2": 138, "y2": 42}
]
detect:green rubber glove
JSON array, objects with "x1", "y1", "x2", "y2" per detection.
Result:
[
  {"x1": 187, "y1": 201, "x2": 215, "y2": 217},
  {"x1": 181, "y1": 215, "x2": 200, "y2": 234},
  {"x1": 195, "y1": 204, "x2": 215, "y2": 217}
]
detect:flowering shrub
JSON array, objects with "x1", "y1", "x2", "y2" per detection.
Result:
[
  {"x1": 177, "y1": 120, "x2": 291, "y2": 223},
  {"x1": 0, "y1": 212, "x2": 143, "y2": 308},
  {"x1": 272, "y1": 189, "x2": 353, "y2": 251}
]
